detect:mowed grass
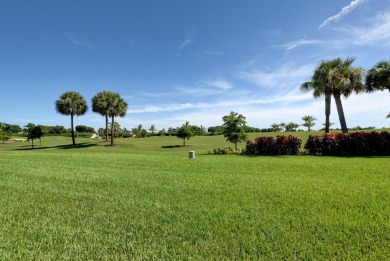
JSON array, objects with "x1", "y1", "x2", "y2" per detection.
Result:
[{"x1": 0, "y1": 134, "x2": 389, "y2": 259}]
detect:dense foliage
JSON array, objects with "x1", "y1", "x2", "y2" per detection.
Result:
[
  {"x1": 245, "y1": 135, "x2": 302, "y2": 155},
  {"x1": 176, "y1": 122, "x2": 193, "y2": 146},
  {"x1": 55, "y1": 91, "x2": 88, "y2": 145},
  {"x1": 222, "y1": 111, "x2": 248, "y2": 150},
  {"x1": 75, "y1": 125, "x2": 95, "y2": 133},
  {"x1": 304, "y1": 131, "x2": 390, "y2": 156},
  {"x1": 301, "y1": 57, "x2": 364, "y2": 133}
]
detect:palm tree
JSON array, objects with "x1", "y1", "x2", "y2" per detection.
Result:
[
  {"x1": 106, "y1": 92, "x2": 128, "y2": 146},
  {"x1": 366, "y1": 60, "x2": 390, "y2": 119},
  {"x1": 365, "y1": 60, "x2": 390, "y2": 92},
  {"x1": 149, "y1": 124, "x2": 156, "y2": 135},
  {"x1": 301, "y1": 115, "x2": 317, "y2": 131},
  {"x1": 55, "y1": 91, "x2": 88, "y2": 145},
  {"x1": 271, "y1": 123, "x2": 282, "y2": 132},
  {"x1": 279, "y1": 122, "x2": 286, "y2": 132},
  {"x1": 301, "y1": 57, "x2": 364, "y2": 133},
  {"x1": 92, "y1": 91, "x2": 111, "y2": 142}
]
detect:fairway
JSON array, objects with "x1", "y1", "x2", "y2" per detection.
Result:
[{"x1": 1, "y1": 135, "x2": 389, "y2": 259}]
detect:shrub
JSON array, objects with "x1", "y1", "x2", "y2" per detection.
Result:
[
  {"x1": 304, "y1": 131, "x2": 390, "y2": 156},
  {"x1": 245, "y1": 135, "x2": 302, "y2": 155},
  {"x1": 208, "y1": 147, "x2": 244, "y2": 155}
]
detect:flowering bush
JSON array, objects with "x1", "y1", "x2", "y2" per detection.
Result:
[
  {"x1": 208, "y1": 147, "x2": 244, "y2": 155},
  {"x1": 245, "y1": 135, "x2": 302, "y2": 155},
  {"x1": 304, "y1": 131, "x2": 390, "y2": 156}
]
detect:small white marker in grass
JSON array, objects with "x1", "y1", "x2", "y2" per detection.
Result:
[{"x1": 189, "y1": 151, "x2": 195, "y2": 159}]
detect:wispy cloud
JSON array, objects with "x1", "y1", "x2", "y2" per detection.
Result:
[
  {"x1": 205, "y1": 50, "x2": 224, "y2": 56},
  {"x1": 238, "y1": 64, "x2": 314, "y2": 88},
  {"x1": 337, "y1": 12, "x2": 390, "y2": 46},
  {"x1": 277, "y1": 39, "x2": 324, "y2": 51},
  {"x1": 65, "y1": 33, "x2": 95, "y2": 48},
  {"x1": 179, "y1": 38, "x2": 193, "y2": 50},
  {"x1": 128, "y1": 92, "x2": 312, "y2": 114},
  {"x1": 127, "y1": 92, "x2": 390, "y2": 130},
  {"x1": 174, "y1": 85, "x2": 225, "y2": 96},
  {"x1": 202, "y1": 78, "x2": 233, "y2": 90},
  {"x1": 319, "y1": 0, "x2": 367, "y2": 29},
  {"x1": 139, "y1": 77, "x2": 233, "y2": 98}
]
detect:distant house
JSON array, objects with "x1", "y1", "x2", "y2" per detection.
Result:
[
  {"x1": 90, "y1": 134, "x2": 101, "y2": 139},
  {"x1": 123, "y1": 132, "x2": 136, "y2": 138}
]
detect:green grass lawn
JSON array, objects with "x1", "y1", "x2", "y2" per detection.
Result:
[{"x1": 1, "y1": 134, "x2": 389, "y2": 259}]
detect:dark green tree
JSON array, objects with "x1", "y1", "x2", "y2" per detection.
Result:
[
  {"x1": 222, "y1": 111, "x2": 248, "y2": 150},
  {"x1": 55, "y1": 91, "x2": 88, "y2": 145},
  {"x1": 176, "y1": 122, "x2": 193, "y2": 147},
  {"x1": 75, "y1": 125, "x2": 95, "y2": 133},
  {"x1": 25, "y1": 124, "x2": 43, "y2": 148},
  {"x1": 0, "y1": 130, "x2": 11, "y2": 144},
  {"x1": 207, "y1": 126, "x2": 226, "y2": 135},
  {"x1": 285, "y1": 122, "x2": 299, "y2": 132},
  {"x1": 365, "y1": 60, "x2": 390, "y2": 92},
  {"x1": 271, "y1": 123, "x2": 282, "y2": 132}
]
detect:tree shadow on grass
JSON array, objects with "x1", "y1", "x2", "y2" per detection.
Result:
[
  {"x1": 13, "y1": 143, "x2": 98, "y2": 151},
  {"x1": 162, "y1": 145, "x2": 183, "y2": 148}
]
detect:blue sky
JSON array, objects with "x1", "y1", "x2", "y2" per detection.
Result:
[{"x1": 1, "y1": 0, "x2": 389, "y2": 131}]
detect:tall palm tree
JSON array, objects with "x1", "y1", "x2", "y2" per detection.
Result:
[
  {"x1": 55, "y1": 91, "x2": 88, "y2": 145},
  {"x1": 106, "y1": 92, "x2": 128, "y2": 146},
  {"x1": 301, "y1": 58, "x2": 364, "y2": 133},
  {"x1": 366, "y1": 60, "x2": 390, "y2": 119},
  {"x1": 92, "y1": 91, "x2": 110, "y2": 141}
]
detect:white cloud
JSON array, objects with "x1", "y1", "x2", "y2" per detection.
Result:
[
  {"x1": 338, "y1": 12, "x2": 390, "y2": 46},
  {"x1": 128, "y1": 92, "x2": 312, "y2": 114},
  {"x1": 319, "y1": 0, "x2": 367, "y2": 29},
  {"x1": 238, "y1": 64, "x2": 314, "y2": 88},
  {"x1": 202, "y1": 78, "x2": 233, "y2": 90},
  {"x1": 205, "y1": 50, "x2": 224, "y2": 56},
  {"x1": 138, "y1": 77, "x2": 233, "y2": 98},
  {"x1": 65, "y1": 33, "x2": 95, "y2": 48},
  {"x1": 126, "y1": 91, "x2": 390, "y2": 130},
  {"x1": 178, "y1": 37, "x2": 193, "y2": 51},
  {"x1": 174, "y1": 85, "x2": 225, "y2": 96},
  {"x1": 277, "y1": 39, "x2": 324, "y2": 51}
]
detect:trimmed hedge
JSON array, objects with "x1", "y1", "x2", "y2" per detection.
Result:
[
  {"x1": 304, "y1": 131, "x2": 390, "y2": 156},
  {"x1": 245, "y1": 135, "x2": 302, "y2": 155}
]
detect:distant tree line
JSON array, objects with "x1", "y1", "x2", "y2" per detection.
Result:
[{"x1": 2, "y1": 57, "x2": 389, "y2": 148}]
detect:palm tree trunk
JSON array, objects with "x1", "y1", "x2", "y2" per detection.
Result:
[
  {"x1": 111, "y1": 116, "x2": 115, "y2": 146},
  {"x1": 333, "y1": 91, "x2": 348, "y2": 133},
  {"x1": 105, "y1": 114, "x2": 108, "y2": 142},
  {"x1": 324, "y1": 93, "x2": 331, "y2": 133},
  {"x1": 71, "y1": 113, "x2": 75, "y2": 145}
]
